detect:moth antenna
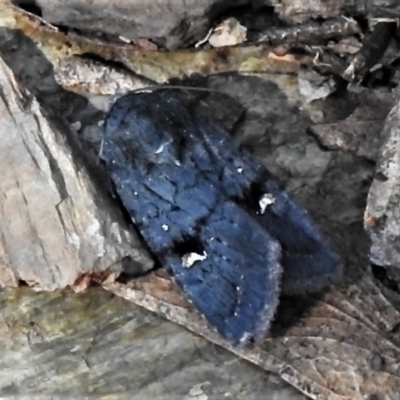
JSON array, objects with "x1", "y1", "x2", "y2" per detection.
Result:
[
  {"x1": 131, "y1": 85, "x2": 224, "y2": 95},
  {"x1": 98, "y1": 137, "x2": 105, "y2": 165}
]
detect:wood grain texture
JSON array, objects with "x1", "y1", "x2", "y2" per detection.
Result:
[
  {"x1": 0, "y1": 58, "x2": 153, "y2": 289},
  {"x1": 0, "y1": 286, "x2": 307, "y2": 400},
  {"x1": 365, "y1": 99, "x2": 400, "y2": 268}
]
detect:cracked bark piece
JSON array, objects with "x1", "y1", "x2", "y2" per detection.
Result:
[
  {"x1": 364, "y1": 99, "x2": 400, "y2": 268},
  {"x1": 298, "y1": 69, "x2": 337, "y2": 103},
  {"x1": 257, "y1": 0, "x2": 400, "y2": 24},
  {"x1": 0, "y1": 2, "x2": 314, "y2": 87},
  {"x1": 20, "y1": 0, "x2": 249, "y2": 49},
  {"x1": 54, "y1": 56, "x2": 155, "y2": 98},
  {"x1": 255, "y1": 16, "x2": 361, "y2": 46},
  {"x1": 342, "y1": 21, "x2": 397, "y2": 82},
  {"x1": 259, "y1": 0, "x2": 348, "y2": 24},
  {"x1": 0, "y1": 57, "x2": 153, "y2": 290},
  {"x1": 0, "y1": 286, "x2": 307, "y2": 399},
  {"x1": 208, "y1": 17, "x2": 247, "y2": 47}
]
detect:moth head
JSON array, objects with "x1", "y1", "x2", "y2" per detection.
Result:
[
  {"x1": 103, "y1": 107, "x2": 183, "y2": 167},
  {"x1": 103, "y1": 90, "x2": 192, "y2": 167},
  {"x1": 151, "y1": 137, "x2": 182, "y2": 165},
  {"x1": 130, "y1": 131, "x2": 182, "y2": 166}
]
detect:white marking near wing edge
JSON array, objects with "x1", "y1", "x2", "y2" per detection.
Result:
[
  {"x1": 259, "y1": 193, "x2": 276, "y2": 214},
  {"x1": 182, "y1": 251, "x2": 208, "y2": 268}
]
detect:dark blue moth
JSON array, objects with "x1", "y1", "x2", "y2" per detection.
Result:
[{"x1": 101, "y1": 90, "x2": 341, "y2": 344}]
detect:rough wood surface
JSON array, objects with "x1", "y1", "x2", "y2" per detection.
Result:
[
  {"x1": 27, "y1": 0, "x2": 248, "y2": 49},
  {"x1": 12, "y1": 0, "x2": 400, "y2": 49},
  {"x1": 0, "y1": 58, "x2": 153, "y2": 290},
  {"x1": 365, "y1": 98, "x2": 400, "y2": 268},
  {"x1": 0, "y1": 1, "x2": 314, "y2": 88},
  {"x1": 0, "y1": 286, "x2": 306, "y2": 400},
  {"x1": 260, "y1": 0, "x2": 400, "y2": 23}
]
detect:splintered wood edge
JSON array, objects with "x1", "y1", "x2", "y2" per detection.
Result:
[{"x1": 102, "y1": 275, "x2": 343, "y2": 400}]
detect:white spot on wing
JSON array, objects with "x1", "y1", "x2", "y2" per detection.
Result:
[
  {"x1": 154, "y1": 143, "x2": 166, "y2": 154},
  {"x1": 259, "y1": 193, "x2": 276, "y2": 214},
  {"x1": 182, "y1": 251, "x2": 207, "y2": 268},
  {"x1": 155, "y1": 139, "x2": 173, "y2": 154},
  {"x1": 162, "y1": 224, "x2": 169, "y2": 231}
]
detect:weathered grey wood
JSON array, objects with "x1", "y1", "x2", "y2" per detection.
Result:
[
  {"x1": 365, "y1": 97, "x2": 400, "y2": 268},
  {"x1": 13, "y1": 0, "x2": 249, "y2": 49},
  {"x1": 0, "y1": 58, "x2": 153, "y2": 290},
  {"x1": 0, "y1": 286, "x2": 307, "y2": 400},
  {"x1": 257, "y1": 0, "x2": 400, "y2": 23}
]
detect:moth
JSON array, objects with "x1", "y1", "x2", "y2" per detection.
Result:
[{"x1": 100, "y1": 89, "x2": 341, "y2": 344}]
